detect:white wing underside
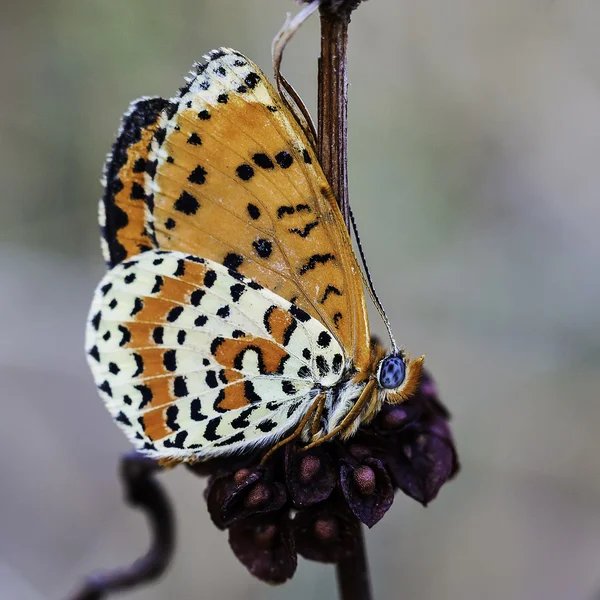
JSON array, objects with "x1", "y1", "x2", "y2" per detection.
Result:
[{"x1": 86, "y1": 249, "x2": 345, "y2": 459}]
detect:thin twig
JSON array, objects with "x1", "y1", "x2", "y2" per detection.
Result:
[
  {"x1": 67, "y1": 452, "x2": 174, "y2": 600},
  {"x1": 317, "y1": 10, "x2": 350, "y2": 227},
  {"x1": 316, "y1": 6, "x2": 373, "y2": 600}
]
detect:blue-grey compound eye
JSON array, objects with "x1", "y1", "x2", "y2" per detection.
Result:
[{"x1": 378, "y1": 356, "x2": 406, "y2": 389}]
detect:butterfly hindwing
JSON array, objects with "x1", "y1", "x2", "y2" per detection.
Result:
[
  {"x1": 86, "y1": 249, "x2": 345, "y2": 458},
  {"x1": 142, "y1": 49, "x2": 371, "y2": 371},
  {"x1": 100, "y1": 97, "x2": 169, "y2": 267}
]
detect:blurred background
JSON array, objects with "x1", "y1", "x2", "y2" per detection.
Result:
[{"x1": 1, "y1": 1, "x2": 599, "y2": 598}]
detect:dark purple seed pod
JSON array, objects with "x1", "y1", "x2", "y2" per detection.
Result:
[
  {"x1": 229, "y1": 511, "x2": 297, "y2": 584},
  {"x1": 205, "y1": 465, "x2": 287, "y2": 529},
  {"x1": 340, "y1": 457, "x2": 394, "y2": 528},
  {"x1": 285, "y1": 444, "x2": 336, "y2": 507},
  {"x1": 293, "y1": 496, "x2": 361, "y2": 563},
  {"x1": 387, "y1": 418, "x2": 458, "y2": 506},
  {"x1": 373, "y1": 400, "x2": 424, "y2": 435}
]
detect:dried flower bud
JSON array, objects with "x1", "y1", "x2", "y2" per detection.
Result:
[
  {"x1": 229, "y1": 512, "x2": 297, "y2": 584},
  {"x1": 340, "y1": 457, "x2": 394, "y2": 527},
  {"x1": 293, "y1": 497, "x2": 360, "y2": 563},
  {"x1": 387, "y1": 416, "x2": 458, "y2": 506},
  {"x1": 285, "y1": 444, "x2": 336, "y2": 507},
  {"x1": 206, "y1": 466, "x2": 286, "y2": 528}
]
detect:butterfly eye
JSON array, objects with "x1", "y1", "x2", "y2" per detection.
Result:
[{"x1": 377, "y1": 356, "x2": 406, "y2": 389}]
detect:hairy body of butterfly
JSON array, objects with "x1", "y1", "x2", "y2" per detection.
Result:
[{"x1": 87, "y1": 48, "x2": 423, "y2": 462}]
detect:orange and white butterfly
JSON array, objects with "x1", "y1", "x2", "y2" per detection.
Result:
[{"x1": 86, "y1": 48, "x2": 423, "y2": 463}]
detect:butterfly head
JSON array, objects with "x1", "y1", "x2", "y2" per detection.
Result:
[{"x1": 375, "y1": 352, "x2": 424, "y2": 404}]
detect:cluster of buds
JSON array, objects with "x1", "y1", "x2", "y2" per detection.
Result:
[{"x1": 188, "y1": 369, "x2": 459, "y2": 583}]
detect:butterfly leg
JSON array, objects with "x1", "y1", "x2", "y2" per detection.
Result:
[
  {"x1": 260, "y1": 393, "x2": 326, "y2": 465},
  {"x1": 301, "y1": 379, "x2": 377, "y2": 451},
  {"x1": 310, "y1": 393, "x2": 328, "y2": 439}
]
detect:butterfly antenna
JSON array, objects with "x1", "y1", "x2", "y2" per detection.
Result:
[{"x1": 349, "y1": 206, "x2": 399, "y2": 354}]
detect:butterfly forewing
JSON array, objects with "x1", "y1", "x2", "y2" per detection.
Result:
[
  {"x1": 143, "y1": 49, "x2": 371, "y2": 370},
  {"x1": 86, "y1": 249, "x2": 345, "y2": 458}
]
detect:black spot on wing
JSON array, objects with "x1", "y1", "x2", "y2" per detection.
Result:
[
  {"x1": 230, "y1": 283, "x2": 245, "y2": 302},
  {"x1": 332, "y1": 353, "x2": 343, "y2": 374},
  {"x1": 231, "y1": 406, "x2": 257, "y2": 429},
  {"x1": 275, "y1": 151, "x2": 293, "y2": 168},
  {"x1": 130, "y1": 298, "x2": 143, "y2": 316},
  {"x1": 282, "y1": 381, "x2": 297, "y2": 395},
  {"x1": 299, "y1": 253, "x2": 335, "y2": 275},
  {"x1": 257, "y1": 419, "x2": 277, "y2": 433},
  {"x1": 214, "y1": 432, "x2": 245, "y2": 447},
  {"x1": 163, "y1": 349, "x2": 177, "y2": 372},
  {"x1": 320, "y1": 285, "x2": 342, "y2": 304},
  {"x1": 289, "y1": 220, "x2": 319, "y2": 238},
  {"x1": 289, "y1": 304, "x2": 310, "y2": 323},
  {"x1": 166, "y1": 306, "x2": 183, "y2": 322},
  {"x1": 317, "y1": 332, "x2": 332, "y2": 348},
  {"x1": 135, "y1": 384, "x2": 153, "y2": 409},
  {"x1": 108, "y1": 362, "x2": 120, "y2": 375},
  {"x1": 236, "y1": 164, "x2": 254, "y2": 181},
  {"x1": 164, "y1": 431, "x2": 188, "y2": 449},
  {"x1": 204, "y1": 417, "x2": 222, "y2": 441},
  {"x1": 174, "y1": 259, "x2": 186, "y2": 277},
  {"x1": 247, "y1": 203, "x2": 261, "y2": 220},
  {"x1": 204, "y1": 270, "x2": 217, "y2": 288},
  {"x1": 252, "y1": 238, "x2": 272, "y2": 258},
  {"x1": 174, "y1": 191, "x2": 200, "y2": 215},
  {"x1": 190, "y1": 289, "x2": 205, "y2": 306},
  {"x1": 165, "y1": 405, "x2": 180, "y2": 431},
  {"x1": 173, "y1": 375, "x2": 188, "y2": 397},
  {"x1": 205, "y1": 371, "x2": 218, "y2": 389},
  {"x1": 99, "y1": 380, "x2": 112, "y2": 397},
  {"x1": 245, "y1": 72, "x2": 260, "y2": 89},
  {"x1": 116, "y1": 411, "x2": 131, "y2": 426},
  {"x1": 191, "y1": 398, "x2": 207, "y2": 421},
  {"x1": 130, "y1": 182, "x2": 145, "y2": 200},
  {"x1": 118, "y1": 325, "x2": 131, "y2": 346},
  {"x1": 244, "y1": 381, "x2": 262, "y2": 404},
  {"x1": 132, "y1": 353, "x2": 144, "y2": 377},
  {"x1": 91, "y1": 311, "x2": 102, "y2": 330},
  {"x1": 316, "y1": 356, "x2": 329, "y2": 378},
  {"x1": 277, "y1": 205, "x2": 295, "y2": 218},
  {"x1": 188, "y1": 165, "x2": 207, "y2": 185},
  {"x1": 223, "y1": 253, "x2": 244, "y2": 270},
  {"x1": 252, "y1": 153, "x2": 274, "y2": 169},
  {"x1": 151, "y1": 275, "x2": 164, "y2": 294}
]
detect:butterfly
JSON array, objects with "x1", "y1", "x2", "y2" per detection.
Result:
[{"x1": 86, "y1": 48, "x2": 424, "y2": 464}]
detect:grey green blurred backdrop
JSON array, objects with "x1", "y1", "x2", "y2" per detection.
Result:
[{"x1": 2, "y1": 1, "x2": 599, "y2": 599}]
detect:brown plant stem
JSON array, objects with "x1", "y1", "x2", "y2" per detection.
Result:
[
  {"x1": 67, "y1": 452, "x2": 175, "y2": 600},
  {"x1": 317, "y1": 10, "x2": 350, "y2": 226},
  {"x1": 317, "y1": 7, "x2": 373, "y2": 600}
]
